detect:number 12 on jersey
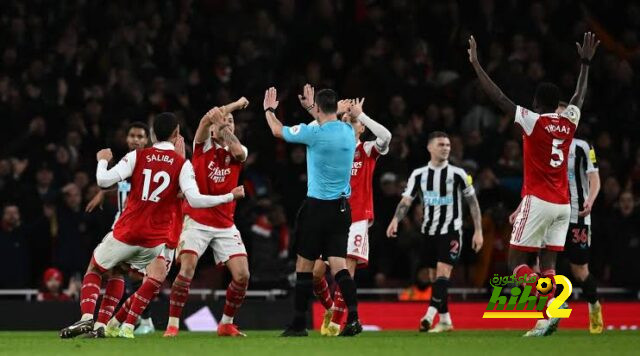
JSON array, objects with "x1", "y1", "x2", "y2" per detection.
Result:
[{"x1": 141, "y1": 169, "x2": 170, "y2": 202}]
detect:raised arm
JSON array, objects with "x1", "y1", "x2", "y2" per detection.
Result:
[
  {"x1": 569, "y1": 32, "x2": 600, "y2": 109},
  {"x1": 468, "y1": 36, "x2": 516, "y2": 118},
  {"x1": 263, "y1": 87, "x2": 284, "y2": 139},
  {"x1": 96, "y1": 149, "x2": 135, "y2": 188},
  {"x1": 218, "y1": 127, "x2": 247, "y2": 162},
  {"x1": 349, "y1": 98, "x2": 392, "y2": 153},
  {"x1": 298, "y1": 84, "x2": 319, "y2": 122},
  {"x1": 194, "y1": 97, "x2": 249, "y2": 144}
]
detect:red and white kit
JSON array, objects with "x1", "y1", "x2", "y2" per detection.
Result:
[
  {"x1": 178, "y1": 139, "x2": 248, "y2": 264},
  {"x1": 93, "y1": 143, "x2": 188, "y2": 272},
  {"x1": 347, "y1": 140, "x2": 388, "y2": 266},
  {"x1": 510, "y1": 105, "x2": 581, "y2": 252}
]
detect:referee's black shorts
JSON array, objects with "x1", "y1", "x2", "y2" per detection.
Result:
[{"x1": 294, "y1": 197, "x2": 351, "y2": 261}]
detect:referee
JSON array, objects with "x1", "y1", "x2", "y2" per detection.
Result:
[
  {"x1": 263, "y1": 87, "x2": 362, "y2": 336},
  {"x1": 386, "y1": 131, "x2": 483, "y2": 333}
]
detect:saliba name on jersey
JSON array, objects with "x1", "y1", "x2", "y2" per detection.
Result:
[{"x1": 146, "y1": 153, "x2": 175, "y2": 165}]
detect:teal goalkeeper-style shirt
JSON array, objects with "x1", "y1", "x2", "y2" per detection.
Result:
[{"x1": 281, "y1": 120, "x2": 355, "y2": 200}]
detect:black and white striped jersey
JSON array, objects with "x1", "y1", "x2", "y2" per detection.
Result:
[
  {"x1": 402, "y1": 162, "x2": 475, "y2": 235},
  {"x1": 568, "y1": 139, "x2": 598, "y2": 225},
  {"x1": 112, "y1": 179, "x2": 131, "y2": 228}
]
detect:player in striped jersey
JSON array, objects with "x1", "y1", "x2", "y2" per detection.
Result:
[
  {"x1": 386, "y1": 131, "x2": 483, "y2": 333},
  {"x1": 558, "y1": 102, "x2": 603, "y2": 333}
]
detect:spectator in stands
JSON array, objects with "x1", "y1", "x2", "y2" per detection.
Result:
[
  {"x1": 605, "y1": 191, "x2": 640, "y2": 288},
  {"x1": 0, "y1": 204, "x2": 30, "y2": 288},
  {"x1": 37, "y1": 268, "x2": 72, "y2": 301}
]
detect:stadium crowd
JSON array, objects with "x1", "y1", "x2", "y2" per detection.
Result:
[{"x1": 0, "y1": 0, "x2": 639, "y2": 294}]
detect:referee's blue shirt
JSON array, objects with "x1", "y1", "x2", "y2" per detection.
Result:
[{"x1": 282, "y1": 120, "x2": 355, "y2": 200}]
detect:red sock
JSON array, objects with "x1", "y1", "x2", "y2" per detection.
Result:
[
  {"x1": 513, "y1": 264, "x2": 539, "y2": 290},
  {"x1": 223, "y1": 280, "x2": 248, "y2": 318},
  {"x1": 313, "y1": 276, "x2": 334, "y2": 310},
  {"x1": 115, "y1": 296, "x2": 132, "y2": 323},
  {"x1": 330, "y1": 287, "x2": 346, "y2": 325},
  {"x1": 169, "y1": 274, "x2": 192, "y2": 319},
  {"x1": 80, "y1": 272, "x2": 102, "y2": 317},
  {"x1": 125, "y1": 278, "x2": 162, "y2": 325},
  {"x1": 97, "y1": 277, "x2": 125, "y2": 324}
]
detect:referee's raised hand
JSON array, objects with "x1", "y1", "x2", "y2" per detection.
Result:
[{"x1": 263, "y1": 87, "x2": 279, "y2": 111}]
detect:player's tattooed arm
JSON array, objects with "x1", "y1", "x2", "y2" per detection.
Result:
[
  {"x1": 221, "y1": 97, "x2": 249, "y2": 115},
  {"x1": 394, "y1": 197, "x2": 413, "y2": 221},
  {"x1": 468, "y1": 36, "x2": 516, "y2": 119},
  {"x1": 195, "y1": 108, "x2": 219, "y2": 144},
  {"x1": 570, "y1": 32, "x2": 600, "y2": 109},
  {"x1": 465, "y1": 194, "x2": 483, "y2": 232},
  {"x1": 219, "y1": 127, "x2": 247, "y2": 162},
  {"x1": 465, "y1": 194, "x2": 484, "y2": 252}
]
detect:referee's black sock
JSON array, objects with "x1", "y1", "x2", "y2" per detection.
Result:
[
  {"x1": 293, "y1": 272, "x2": 313, "y2": 329},
  {"x1": 334, "y1": 269, "x2": 359, "y2": 324},
  {"x1": 581, "y1": 274, "x2": 599, "y2": 305},
  {"x1": 431, "y1": 277, "x2": 449, "y2": 314}
]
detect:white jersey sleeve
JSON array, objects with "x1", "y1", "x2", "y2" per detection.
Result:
[
  {"x1": 179, "y1": 160, "x2": 234, "y2": 208},
  {"x1": 560, "y1": 104, "x2": 581, "y2": 125},
  {"x1": 514, "y1": 106, "x2": 540, "y2": 136},
  {"x1": 96, "y1": 150, "x2": 137, "y2": 188},
  {"x1": 402, "y1": 169, "x2": 422, "y2": 200}
]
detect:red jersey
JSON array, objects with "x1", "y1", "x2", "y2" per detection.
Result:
[
  {"x1": 515, "y1": 105, "x2": 581, "y2": 204},
  {"x1": 349, "y1": 141, "x2": 384, "y2": 222},
  {"x1": 183, "y1": 140, "x2": 246, "y2": 228},
  {"x1": 166, "y1": 200, "x2": 183, "y2": 249},
  {"x1": 113, "y1": 145, "x2": 186, "y2": 247}
]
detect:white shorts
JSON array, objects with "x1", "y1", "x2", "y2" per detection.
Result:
[
  {"x1": 346, "y1": 220, "x2": 370, "y2": 267},
  {"x1": 92, "y1": 232, "x2": 165, "y2": 273},
  {"x1": 510, "y1": 195, "x2": 570, "y2": 252},
  {"x1": 177, "y1": 216, "x2": 247, "y2": 265}
]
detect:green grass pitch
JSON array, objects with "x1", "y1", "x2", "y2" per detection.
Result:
[{"x1": 0, "y1": 330, "x2": 638, "y2": 356}]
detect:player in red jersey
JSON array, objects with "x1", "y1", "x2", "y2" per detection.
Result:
[
  {"x1": 60, "y1": 112, "x2": 244, "y2": 339},
  {"x1": 164, "y1": 97, "x2": 251, "y2": 338},
  {"x1": 469, "y1": 32, "x2": 599, "y2": 336},
  {"x1": 297, "y1": 85, "x2": 392, "y2": 336}
]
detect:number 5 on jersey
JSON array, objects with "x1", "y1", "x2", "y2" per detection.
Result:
[
  {"x1": 550, "y1": 138, "x2": 564, "y2": 167},
  {"x1": 141, "y1": 169, "x2": 170, "y2": 202}
]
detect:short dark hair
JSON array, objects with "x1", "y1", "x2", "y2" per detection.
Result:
[
  {"x1": 127, "y1": 121, "x2": 150, "y2": 138},
  {"x1": 315, "y1": 89, "x2": 338, "y2": 114},
  {"x1": 534, "y1": 82, "x2": 561, "y2": 111},
  {"x1": 153, "y1": 112, "x2": 178, "y2": 142},
  {"x1": 428, "y1": 131, "x2": 449, "y2": 144}
]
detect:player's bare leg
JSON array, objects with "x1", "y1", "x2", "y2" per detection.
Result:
[
  {"x1": 116, "y1": 258, "x2": 168, "y2": 339},
  {"x1": 422, "y1": 263, "x2": 453, "y2": 333},
  {"x1": 60, "y1": 262, "x2": 107, "y2": 338},
  {"x1": 328, "y1": 257, "x2": 362, "y2": 336},
  {"x1": 164, "y1": 252, "x2": 198, "y2": 337},
  {"x1": 217, "y1": 256, "x2": 250, "y2": 337},
  {"x1": 311, "y1": 260, "x2": 335, "y2": 336},
  {"x1": 571, "y1": 263, "x2": 603, "y2": 333}
]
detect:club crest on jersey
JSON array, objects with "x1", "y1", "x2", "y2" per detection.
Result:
[{"x1": 544, "y1": 124, "x2": 570, "y2": 135}]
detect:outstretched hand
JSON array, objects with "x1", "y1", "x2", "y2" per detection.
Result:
[
  {"x1": 297, "y1": 84, "x2": 314, "y2": 109},
  {"x1": 468, "y1": 35, "x2": 479, "y2": 64},
  {"x1": 576, "y1": 32, "x2": 600, "y2": 61},
  {"x1": 263, "y1": 87, "x2": 279, "y2": 111}
]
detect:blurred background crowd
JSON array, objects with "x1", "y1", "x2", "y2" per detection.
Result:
[{"x1": 1, "y1": 0, "x2": 639, "y2": 297}]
